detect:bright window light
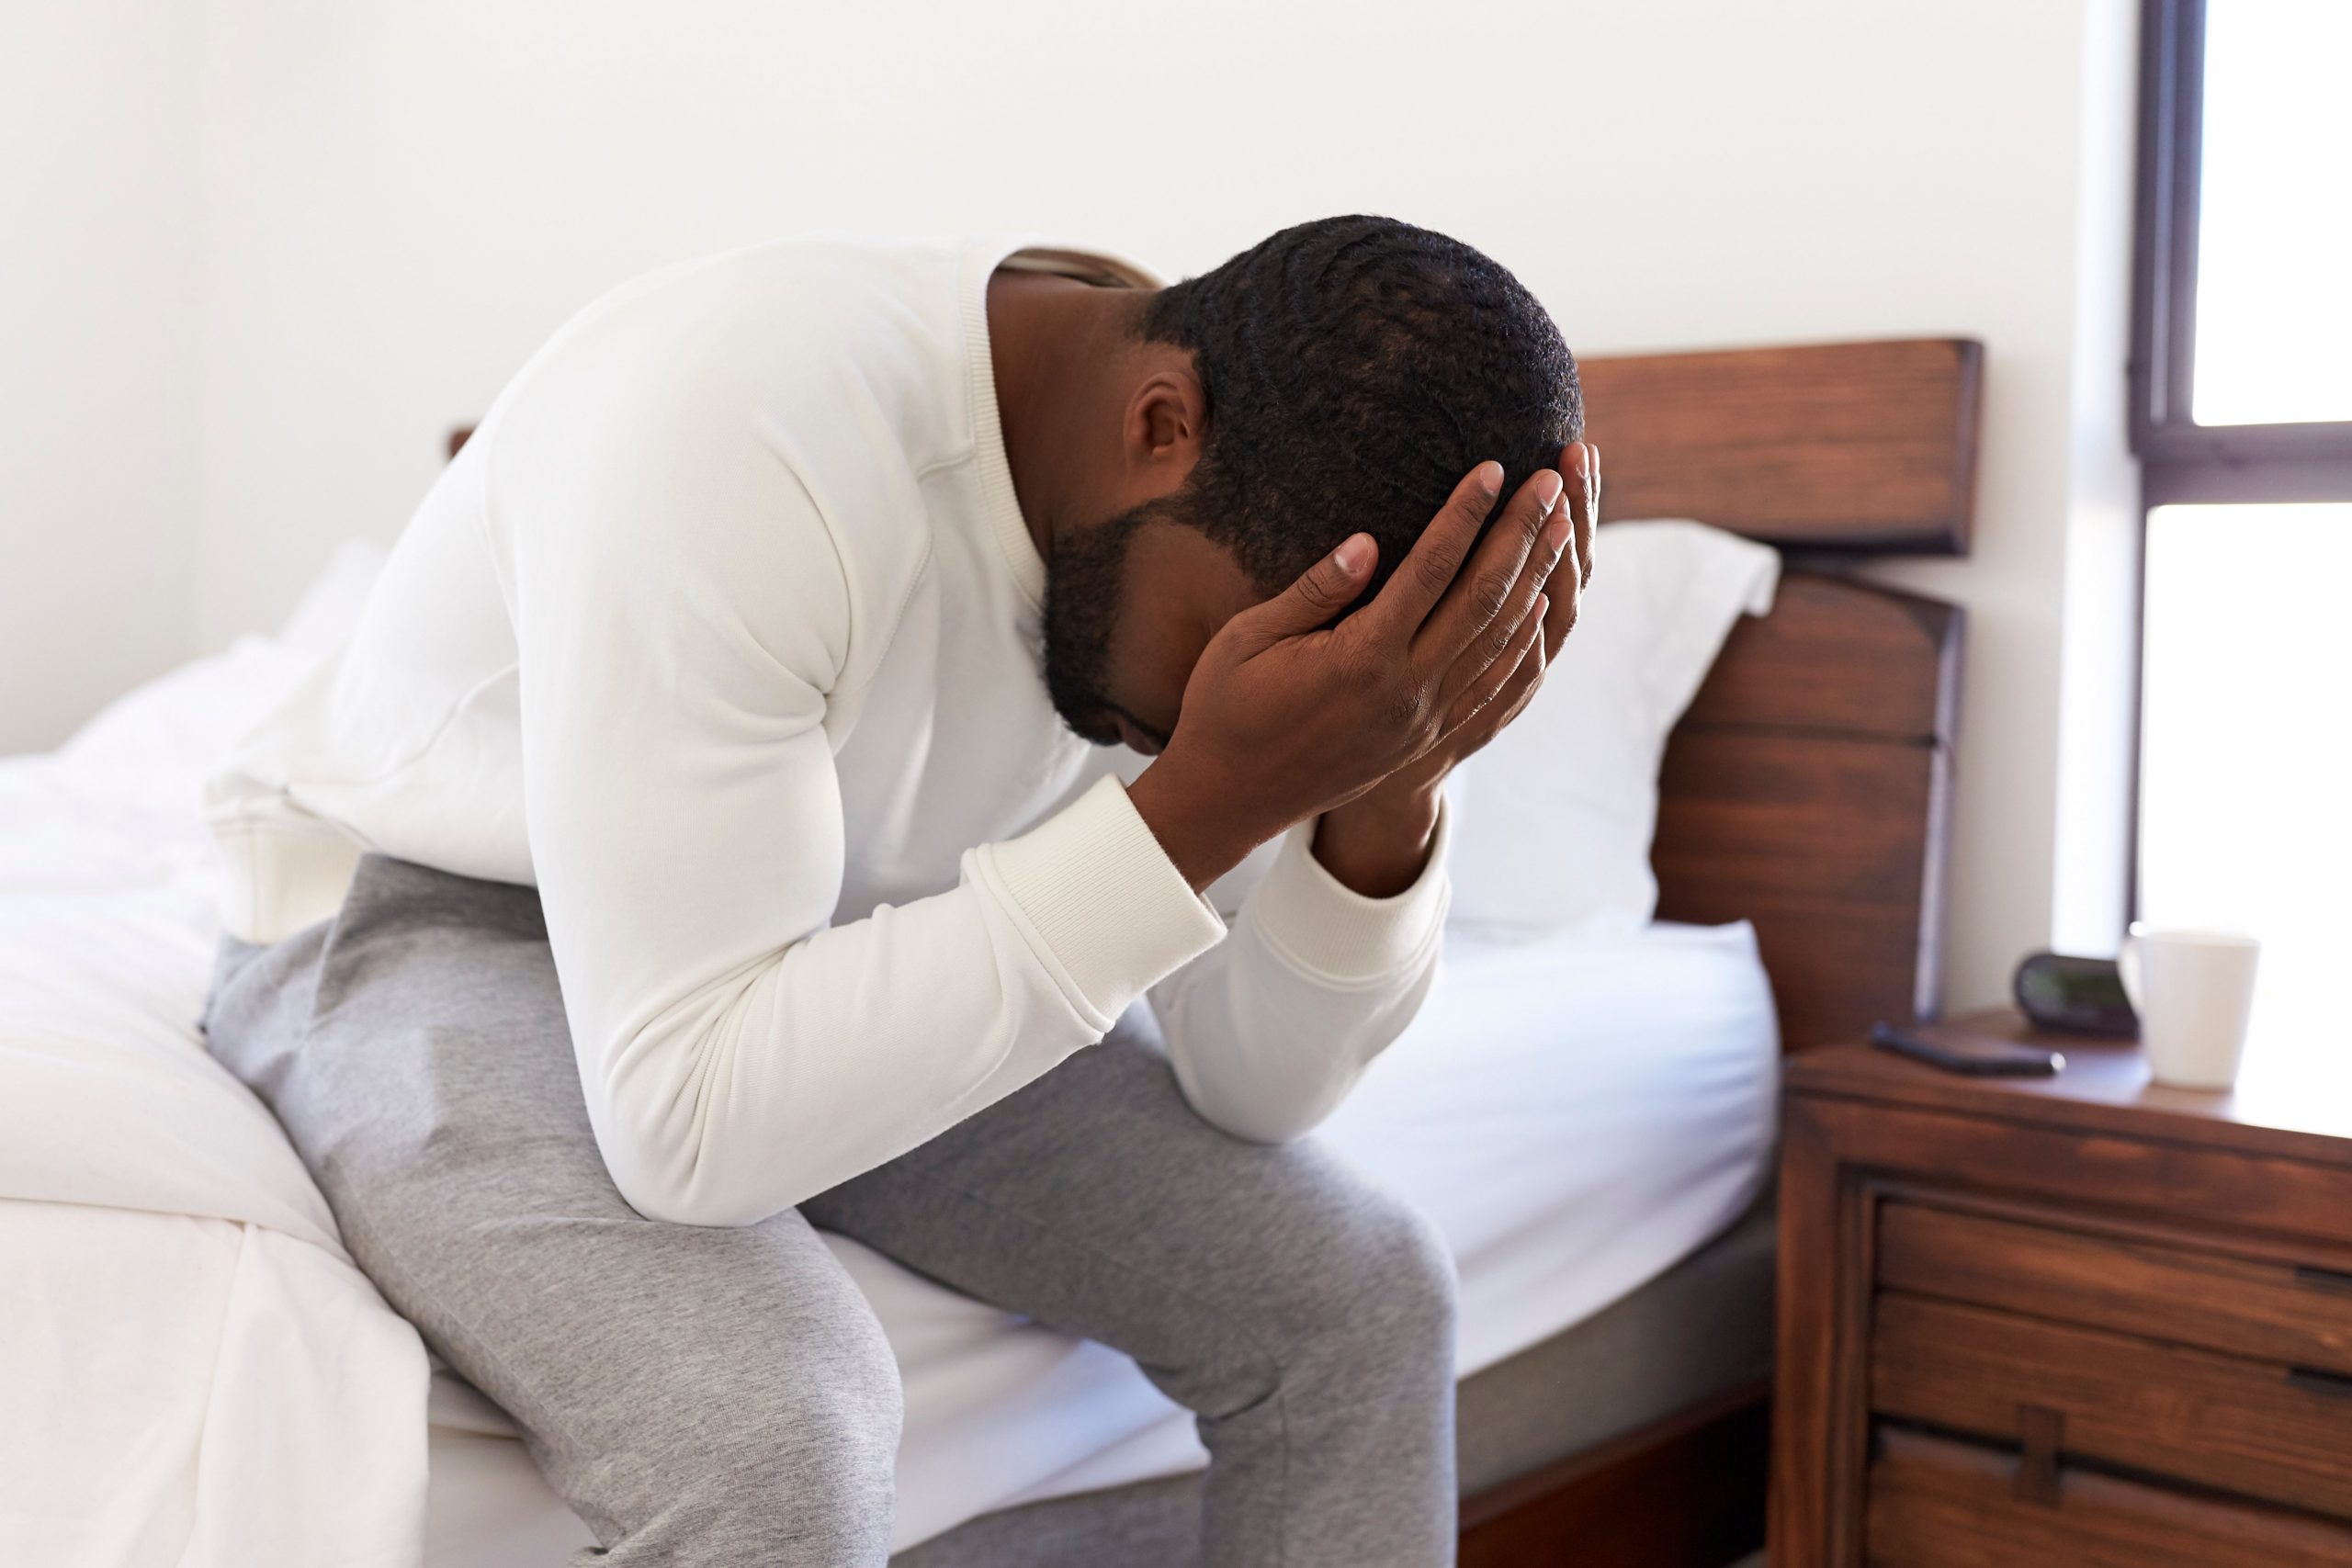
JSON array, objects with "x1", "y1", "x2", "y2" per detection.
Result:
[
  {"x1": 2190, "y1": 0, "x2": 2352, "y2": 426},
  {"x1": 2140, "y1": 504, "x2": 2352, "y2": 1080}
]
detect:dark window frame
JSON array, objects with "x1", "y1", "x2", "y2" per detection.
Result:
[
  {"x1": 2131, "y1": 0, "x2": 2352, "y2": 505},
  {"x1": 2128, "y1": 0, "x2": 2352, "y2": 922}
]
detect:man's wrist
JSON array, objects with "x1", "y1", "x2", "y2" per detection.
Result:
[
  {"x1": 1126, "y1": 752, "x2": 1270, "y2": 894},
  {"x1": 1312, "y1": 779, "x2": 1443, "y2": 899}
]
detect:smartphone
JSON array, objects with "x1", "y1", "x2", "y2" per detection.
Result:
[{"x1": 1869, "y1": 1022, "x2": 2064, "y2": 1077}]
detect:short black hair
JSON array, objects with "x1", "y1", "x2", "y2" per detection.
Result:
[{"x1": 1136, "y1": 214, "x2": 1580, "y2": 604}]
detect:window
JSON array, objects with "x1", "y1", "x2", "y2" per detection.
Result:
[
  {"x1": 2189, "y1": 5, "x2": 2352, "y2": 426},
  {"x1": 2131, "y1": 0, "x2": 2352, "y2": 1070}
]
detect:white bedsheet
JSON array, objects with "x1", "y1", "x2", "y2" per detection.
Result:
[
  {"x1": 0, "y1": 614, "x2": 1778, "y2": 1565},
  {"x1": 0, "y1": 634, "x2": 432, "y2": 1568}
]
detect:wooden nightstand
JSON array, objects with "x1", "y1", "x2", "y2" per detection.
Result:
[{"x1": 1770, "y1": 1009, "x2": 2352, "y2": 1566}]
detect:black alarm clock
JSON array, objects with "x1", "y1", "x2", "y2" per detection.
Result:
[{"x1": 2012, "y1": 951, "x2": 2140, "y2": 1037}]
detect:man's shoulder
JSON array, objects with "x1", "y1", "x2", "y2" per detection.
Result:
[
  {"x1": 478, "y1": 237, "x2": 981, "y2": 489},
  {"x1": 507, "y1": 236, "x2": 961, "y2": 394},
  {"x1": 582, "y1": 234, "x2": 966, "y2": 328},
  {"x1": 471, "y1": 239, "x2": 994, "y2": 690}
]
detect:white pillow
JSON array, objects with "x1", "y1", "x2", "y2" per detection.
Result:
[{"x1": 1442, "y1": 519, "x2": 1781, "y2": 938}]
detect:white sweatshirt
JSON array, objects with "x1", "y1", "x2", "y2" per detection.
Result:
[{"x1": 204, "y1": 234, "x2": 1451, "y2": 1227}]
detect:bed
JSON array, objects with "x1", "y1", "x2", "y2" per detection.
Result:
[{"x1": 0, "y1": 335, "x2": 1976, "y2": 1567}]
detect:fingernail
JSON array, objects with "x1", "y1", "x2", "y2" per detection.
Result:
[
  {"x1": 1544, "y1": 513, "x2": 1572, "y2": 561},
  {"x1": 1534, "y1": 469, "x2": 1565, "y2": 513},
  {"x1": 1475, "y1": 460, "x2": 1503, "y2": 497},
  {"x1": 1571, "y1": 444, "x2": 1590, "y2": 477},
  {"x1": 1333, "y1": 534, "x2": 1370, "y2": 573}
]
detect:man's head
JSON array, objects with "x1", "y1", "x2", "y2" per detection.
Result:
[{"x1": 1037, "y1": 215, "x2": 1581, "y2": 752}]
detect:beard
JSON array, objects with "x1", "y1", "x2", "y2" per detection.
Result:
[{"x1": 1039, "y1": 497, "x2": 1160, "y2": 747}]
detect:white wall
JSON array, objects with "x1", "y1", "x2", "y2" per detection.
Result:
[
  {"x1": 17, "y1": 0, "x2": 2144, "y2": 1014},
  {"x1": 0, "y1": 0, "x2": 202, "y2": 754}
]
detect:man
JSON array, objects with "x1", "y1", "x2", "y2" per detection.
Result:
[{"x1": 200, "y1": 214, "x2": 1593, "y2": 1567}]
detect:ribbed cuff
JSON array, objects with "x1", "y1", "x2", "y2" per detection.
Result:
[
  {"x1": 1248, "y1": 794, "x2": 1453, "y2": 984},
  {"x1": 207, "y1": 814, "x2": 368, "y2": 946},
  {"x1": 980, "y1": 774, "x2": 1228, "y2": 1028}
]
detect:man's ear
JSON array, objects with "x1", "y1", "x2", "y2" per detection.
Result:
[{"x1": 1123, "y1": 365, "x2": 1207, "y2": 487}]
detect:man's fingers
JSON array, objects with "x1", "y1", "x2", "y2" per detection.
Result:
[
  {"x1": 1447, "y1": 605, "x2": 1550, "y2": 761},
  {"x1": 1476, "y1": 628, "x2": 1550, "y2": 742},
  {"x1": 1581, "y1": 443, "x2": 1600, "y2": 587},
  {"x1": 1355, "y1": 462, "x2": 1505, "y2": 643},
  {"x1": 1435, "y1": 496, "x2": 1570, "y2": 705},
  {"x1": 1536, "y1": 445, "x2": 1584, "y2": 662},
  {"x1": 1439, "y1": 592, "x2": 1552, "y2": 751},
  {"x1": 1556, "y1": 441, "x2": 1598, "y2": 591},
  {"x1": 1540, "y1": 551, "x2": 1582, "y2": 660},
  {"x1": 1228, "y1": 531, "x2": 1377, "y2": 649},
  {"x1": 1409, "y1": 465, "x2": 1564, "y2": 667},
  {"x1": 1445, "y1": 590, "x2": 1547, "y2": 737}
]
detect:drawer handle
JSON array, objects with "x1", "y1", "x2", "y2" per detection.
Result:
[
  {"x1": 2015, "y1": 1404, "x2": 2064, "y2": 1506},
  {"x1": 2288, "y1": 1367, "x2": 2352, "y2": 1400},
  {"x1": 2294, "y1": 1264, "x2": 2352, "y2": 1296}
]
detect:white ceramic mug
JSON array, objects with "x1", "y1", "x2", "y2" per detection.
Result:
[{"x1": 2118, "y1": 923, "x2": 2261, "y2": 1090}]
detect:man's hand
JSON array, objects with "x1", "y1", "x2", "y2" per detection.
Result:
[
  {"x1": 1311, "y1": 441, "x2": 1599, "y2": 896},
  {"x1": 1128, "y1": 445, "x2": 1596, "y2": 894}
]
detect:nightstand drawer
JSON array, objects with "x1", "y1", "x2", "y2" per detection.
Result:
[
  {"x1": 1879, "y1": 1200, "x2": 2352, "y2": 1375},
  {"x1": 1866, "y1": 1426, "x2": 2352, "y2": 1567},
  {"x1": 1872, "y1": 1292, "x2": 2352, "y2": 1519}
]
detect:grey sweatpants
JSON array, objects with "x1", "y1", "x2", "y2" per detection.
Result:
[{"x1": 199, "y1": 853, "x2": 1458, "y2": 1567}]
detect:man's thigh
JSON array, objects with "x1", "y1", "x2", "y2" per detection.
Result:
[
  {"x1": 202, "y1": 855, "x2": 900, "y2": 1519},
  {"x1": 798, "y1": 1006, "x2": 1447, "y2": 1391}
]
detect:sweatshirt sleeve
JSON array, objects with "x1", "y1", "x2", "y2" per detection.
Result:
[
  {"x1": 1147, "y1": 799, "x2": 1452, "y2": 1144},
  {"x1": 489, "y1": 386, "x2": 1226, "y2": 1227}
]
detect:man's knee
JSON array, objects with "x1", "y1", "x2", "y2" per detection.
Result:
[
  {"x1": 1295, "y1": 1178, "x2": 1458, "y2": 1360},
  {"x1": 1216, "y1": 1158, "x2": 1459, "y2": 1388},
  {"x1": 699, "y1": 1356, "x2": 903, "y2": 1526},
  {"x1": 571, "y1": 1295, "x2": 905, "y2": 1564}
]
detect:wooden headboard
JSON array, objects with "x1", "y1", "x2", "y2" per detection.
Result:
[{"x1": 1583, "y1": 338, "x2": 1979, "y2": 1052}]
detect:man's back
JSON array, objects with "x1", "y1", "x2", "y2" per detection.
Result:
[{"x1": 206, "y1": 235, "x2": 1159, "y2": 946}]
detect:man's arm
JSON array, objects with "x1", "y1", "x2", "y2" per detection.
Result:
[
  {"x1": 1133, "y1": 443, "x2": 1598, "y2": 1142},
  {"x1": 498, "y1": 379, "x2": 1228, "y2": 1228},
  {"x1": 1145, "y1": 792, "x2": 1453, "y2": 1144}
]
